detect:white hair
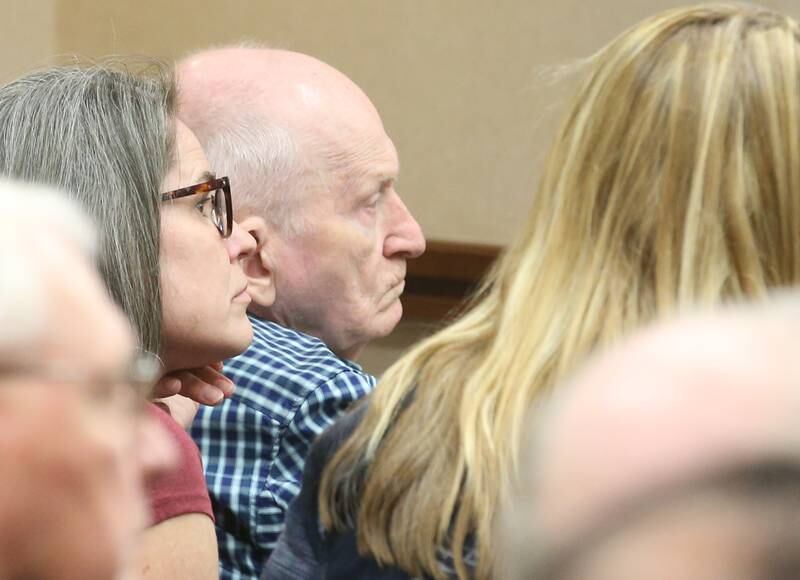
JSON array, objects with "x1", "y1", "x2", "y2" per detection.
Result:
[
  {"x1": 0, "y1": 179, "x2": 96, "y2": 357},
  {"x1": 178, "y1": 43, "x2": 315, "y2": 236},
  {"x1": 199, "y1": 110, "x2": 310, "y2": 235}
]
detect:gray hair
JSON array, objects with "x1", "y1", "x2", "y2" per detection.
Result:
[
  {"x1": 0, "y1": 63, "x2": 176, "y2": 355},
  {"x1": 177, "y1": 45, "x2": 312, "y2": 236},
  {"x1": 198, "y1": 110, "x2": 309, "y2": 235},
  {"x1": 0, "y1": 179, "x2": 96, "y2": 356}
]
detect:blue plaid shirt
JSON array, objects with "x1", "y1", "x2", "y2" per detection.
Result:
[{"x1": 191, "y1": 316, "x2": 376, "y2": 580}]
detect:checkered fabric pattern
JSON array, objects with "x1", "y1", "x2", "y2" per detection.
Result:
[{"x1": 191, "y1": 316, "x2": 376, "y2": 580}]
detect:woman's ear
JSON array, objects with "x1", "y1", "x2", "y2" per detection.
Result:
[{"x1": 238, "y1": 216, "x2": 276, "y2": 308}]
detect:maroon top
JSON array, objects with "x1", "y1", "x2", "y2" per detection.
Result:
[{"x1": 145, "y1": 403, "x2": 213, "y2": 524}]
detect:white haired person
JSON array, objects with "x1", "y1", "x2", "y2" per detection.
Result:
[{"x1": 0, "y1": 179, "x2": 176, "y2": 580}]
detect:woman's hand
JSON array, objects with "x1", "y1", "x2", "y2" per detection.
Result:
[
  {"x1": 152, "y1": 395, "x2": 201, "y2": 431},
  {"x1": 152, "y1": 362, "x2": 234, "y2": 405},
  {"x1": 151, "y1": 362, "x2": 234, "y2": 430}
]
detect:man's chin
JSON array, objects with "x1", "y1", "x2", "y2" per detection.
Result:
[{"x1": 374, "y1": 298, "x2": 404, "y2": 334}]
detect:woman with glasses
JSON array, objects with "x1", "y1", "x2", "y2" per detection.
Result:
[
  {"x1": 0, "y1": 64, "x2": 256, "y2": 579},
  {"x1": 265, "y1": 4, "x2": 800, "y2": 580}
]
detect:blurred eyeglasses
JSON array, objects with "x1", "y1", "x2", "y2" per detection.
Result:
[{"x1": 0, "y1": 350, "x2": 162, "y2": 418}]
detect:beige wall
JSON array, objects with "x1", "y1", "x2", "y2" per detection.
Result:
[
  {"x1": 357, "y1": 320, "x2": 436, "y2": 376},
  {"x1": 0, "y1": 0, "x2": 56, "y2": 82},
  {"x1": 48, "y1": 0, "x2": 800, "y2": 373},
  {"x1": 8, "y1": 0, "x2": 800, "y2": 372},
  {"x1": 51, "y1": 0, "x2": 800, "y2": 247}
]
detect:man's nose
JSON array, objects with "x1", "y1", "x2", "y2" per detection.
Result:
[{"x1": 383, "y1": 193, "x2": 426, "y2": 259}]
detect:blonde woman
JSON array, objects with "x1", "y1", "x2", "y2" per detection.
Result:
[{"x1": 265, "y1": 4, "x2": 800, "y2": 579}]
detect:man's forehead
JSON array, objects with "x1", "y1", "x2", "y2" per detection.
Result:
[
  {"x1": 356, "y1": 138, "x2": 400, "y2": 182},
  {"x1": 330, "y1": 129, "x2": 399, "y2": 183}
]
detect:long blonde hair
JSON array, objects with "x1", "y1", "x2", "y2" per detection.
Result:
[{"x1": 320, "y1": 5, "x2": 800, "y2": 579}]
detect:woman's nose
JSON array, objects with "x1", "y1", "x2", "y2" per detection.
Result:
[{"x1": 225, "y1": 220, "x2": 258, "y2": 261}]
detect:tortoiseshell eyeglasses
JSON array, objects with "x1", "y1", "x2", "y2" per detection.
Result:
[{"x1": 161, "y1": 176, "x2": 233, "y2": 238}]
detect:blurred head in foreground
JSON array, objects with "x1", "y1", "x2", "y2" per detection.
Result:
[
  {"x1": 502, "y1": 295, "x2": 800, "y2": 578},
  {"x1": 519, "y1": 459, "x2": 800, "y2": 580},
  {"x1": 0, "y1": 180, "x2": 176, "y2": 580}
]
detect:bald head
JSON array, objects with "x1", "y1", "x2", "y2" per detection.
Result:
[
  {"x1": 514, "y1": 298, "x2": 800, "y2": 554},
  {"x1": 179, "y1": 48, "x2": 380, "y2": 137},
  {"x1": 514, "y1": 459, "x2": 800, "y2": 580},
  {"x1": 176, "y1": 48, "x2": 387, "y2": 231}
]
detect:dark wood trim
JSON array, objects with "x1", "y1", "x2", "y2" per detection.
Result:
[{"x1": 402, "y1": 240, "x2": 502, "y2": 321}]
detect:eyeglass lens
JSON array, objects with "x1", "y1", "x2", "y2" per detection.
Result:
[{"x1": 214, "y1": 187, "x2": 228, "y2": 237}]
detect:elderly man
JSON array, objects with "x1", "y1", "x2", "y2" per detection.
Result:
[
  {"x1": 0, "y1": 180, "x2": 176, "y2": 580},
  {"x1": 500, "y1": 298, "x2": 800, "y2": 579},
  {"x1": 177, "y1": 47, "x2": 426, "y2": 578}
]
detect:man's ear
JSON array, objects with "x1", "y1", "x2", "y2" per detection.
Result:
[{"x1": 238, "y1": 215, "x2": 276, "y2": 309}]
